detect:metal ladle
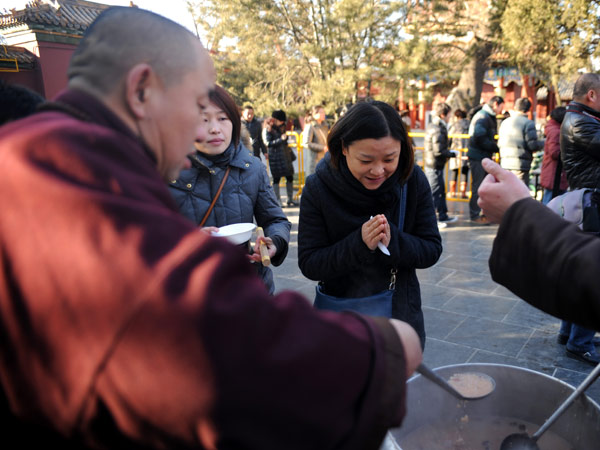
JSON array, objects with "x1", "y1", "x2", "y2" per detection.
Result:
[
  {"x1": 416, "y1": 363, "x2": 496, "y2": 401},
  {"x1": 500, "y1": 362, "x2": 600, "y2": 450}
]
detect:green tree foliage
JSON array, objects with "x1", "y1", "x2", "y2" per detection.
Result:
[
  {"x1": 190, "y1": 0, "x2": 599, "y2": 116},
  {"x1": 402, "y1": 0, "x2": 508, "y2": 112},
  {"x1": 501, "y1": 0, "x2": 600, "y2": 105},
  {"x1": 188, "y1": 0, "x2": 416, "y2": 115}
]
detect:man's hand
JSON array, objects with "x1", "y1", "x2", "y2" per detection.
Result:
[
  {"x1": 477, "y1": 158, "x2": 531, "y2": 223},
  {"x1": 389, "y1": 319, "x2": 422, "y2": 378}
]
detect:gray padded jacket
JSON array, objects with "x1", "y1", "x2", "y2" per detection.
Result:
[
  {"x1": 498, "y1": 112, "x2": 544, "y2": 171},
  {"x1": 169, "y1": 143, "x2": 291, "y2": 293}
]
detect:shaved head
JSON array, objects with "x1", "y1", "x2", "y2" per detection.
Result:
[
  {"x1": 572, "y1": 73, "x2": 600, "y2": 102},
  {"x1": 65, "y1": 6, "x2": 216, "y2": 182},
  {"x1": 68, "y1": 7, "x2": 201, "y2": 94}
]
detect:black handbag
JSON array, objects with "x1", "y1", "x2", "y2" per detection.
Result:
[{"x1": 313, "y1": 185, "x2": 407, "y2": 317}]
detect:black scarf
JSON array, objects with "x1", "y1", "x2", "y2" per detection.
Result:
[
  {"x1": 316, "y1": 153, "x2": 403, "y2": 215},
  {"x1": 192, "y1": 142, "x2": 236, "y2": 168}
]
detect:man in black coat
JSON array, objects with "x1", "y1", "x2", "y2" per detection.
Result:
[
  {"x1": 561, "y1": 73, "x2": 600, "y2": 190},
  {"x1": 242, "y1": 104, "x2": 267, "y2": 159},
  {"x1": 424, "y1": 102, "x2": 457, "y2": 226},
  {"x1": 467, "y1": 96, "x2": 504, "y2": 224},
  {"x1": 552, "y1": 72, "x2": 600, "y2": 364}
]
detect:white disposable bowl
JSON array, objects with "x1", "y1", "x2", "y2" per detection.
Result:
[{"x1": 211, "y1": 223, "x2": 256, "y2": 245}]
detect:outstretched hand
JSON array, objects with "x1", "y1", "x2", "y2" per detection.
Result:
[{"x1": 477, "y1": 158, "x2": 531, "y2": 223}]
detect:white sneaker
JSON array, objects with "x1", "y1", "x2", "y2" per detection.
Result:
[{"x1": 437, "y1": 221, "x2": 447, "y2": 229}]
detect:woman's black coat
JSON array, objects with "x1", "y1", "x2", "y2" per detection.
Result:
[
  {"x1": 298, "y1": 155, "x2": 442, "y2": 345},
  {"x1": 262, "y1": 125, "x2": 294, "y2": 179}
]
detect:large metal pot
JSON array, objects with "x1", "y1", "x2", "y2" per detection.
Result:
[{"x1": 390, "y1": 363, "x2": 600, "y2": 449}]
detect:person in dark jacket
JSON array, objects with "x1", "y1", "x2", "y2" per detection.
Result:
[
  {"x1": 553, "y1": 73, "x2": 600, "y2": 364},
  {"x1": 298, "y1": 101, "x2": 443, "y2": 349},
  {"x1": 467, "y1": 96, "x2": 504, "y2": 223},
  {"x1": 263, "y1": 110, "x2": 298, "y2": 207},
  {"x1": 169, "y1": 85, "x2": 291, "y2": 294},
  {"x1": 561, "y1": 73, "x2": 600, "y2": 190},
  {"x1": 424, "y1": 102, "x2": 457, "y2": 226},
  {"x1": 478, "y1": 158, "x2": 600, "y2": 332},
  {"x1": 498, "y1": 97, "x2": 544, "y2": 187},
  {"x1": 540, "y1": 107, "x2": 568, "y2": 204},
  {"x1": 241, "y1": 104, "x2": 267, "y2": 159}
]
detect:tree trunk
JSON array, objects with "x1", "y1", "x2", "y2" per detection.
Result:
[
  {"x1": 551, "y1": 73, "x2": 562, "y2": 107},
  {"x1": 446, "y1": 40, "x2": 493, "y2": 112}
]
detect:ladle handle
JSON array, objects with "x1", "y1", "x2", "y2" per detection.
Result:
[
  {"x1": 416, "y1": 363, "x2": 465, "y2": 400},
  {"x1": 532, "y1": 362, "x2": 600, "y2": 441}
]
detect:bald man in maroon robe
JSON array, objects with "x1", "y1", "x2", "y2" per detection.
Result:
[{"x1": 0, "y1": 7, "x2": 421, "y2": 450}]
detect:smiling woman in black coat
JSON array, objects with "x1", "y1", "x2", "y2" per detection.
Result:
[{"x1": 298, "y1": 101, "x2": 442, "y2": 348}]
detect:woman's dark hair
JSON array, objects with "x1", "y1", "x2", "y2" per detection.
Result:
[
  {"x1": 327, "y1": 100, "x2": 414, "y2": 184},
  {"x1": 550, "y1": 106, "x2": 567, "y2": 124},
  {"x1": 208, "y1": 84, "x2": 241, "y2": 146}
]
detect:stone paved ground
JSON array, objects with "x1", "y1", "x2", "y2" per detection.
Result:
[{"x1": 271, "y1": 200, "x2": 600, "y2": 405}]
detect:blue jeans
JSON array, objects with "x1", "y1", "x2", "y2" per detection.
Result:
[
  {"x1": 560, "y1": 321, "x2": 597, "y2": 353},
  {"x1": 425, "y1": 167, "x2": 448, "y2": 219}
]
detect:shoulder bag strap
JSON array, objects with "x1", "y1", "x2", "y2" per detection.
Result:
[
  {"x1": 398, "y1": 184, "x2": 407, "y2": 232},
  {"x1": 199, "y1": 166, "x2": 231, "y2": 227},
  {"x1": 389, "y1": 184, "x2": 407, "y2": 290}
]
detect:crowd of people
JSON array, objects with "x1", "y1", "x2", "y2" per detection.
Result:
[{"x1": 1, "y1": 5, "x2": 600, "y2": 450}]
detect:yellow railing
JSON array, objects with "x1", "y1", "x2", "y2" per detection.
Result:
[
  {"x1": 412, "y1": 132, "x2": 474, "y2": 202},
  {"x1": 277, "y1": 131, "x2": 496, "y2": 203},
  {"x1": 0, "y1": 57, "x2": 19, "y2": 72}
]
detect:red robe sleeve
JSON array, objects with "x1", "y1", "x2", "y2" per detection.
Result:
[{"x1": 0, "y1": 98, "x2": 408, "y2": 450}]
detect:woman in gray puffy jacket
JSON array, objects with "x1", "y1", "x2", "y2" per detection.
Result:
[{"x1": 169, "y1": 85, "x2": 291, "y2": 294}]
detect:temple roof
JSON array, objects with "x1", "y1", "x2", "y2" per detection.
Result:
[
  {"x1": 0, "y1": 0, "x2": 113, "y2": 35},
  {"x1": 0, "y1": 44, "x2": 38, "y2": 71}
]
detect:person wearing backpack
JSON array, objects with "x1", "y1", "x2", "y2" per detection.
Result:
[
  {"x1": 551, "y1": 73, "x2": 600, "y2": 365},
  {"x1": 477, "y1": 158, "x2": 600, "y2": 335}
]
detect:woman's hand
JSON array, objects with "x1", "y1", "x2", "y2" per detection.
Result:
[
  {"x1": 361, "y1": 214, "x2": 390, "y2": 251},
  {"x1": 248, "y1": 236, "x2": 277, "y2": 263},
  {"x1": 199, "y1": 226, "x2": 219, "y2": 235}
]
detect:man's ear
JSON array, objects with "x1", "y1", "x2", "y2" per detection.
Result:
[{"x1": 124, "y1": 63, "x2": 155, "y2": 119}]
